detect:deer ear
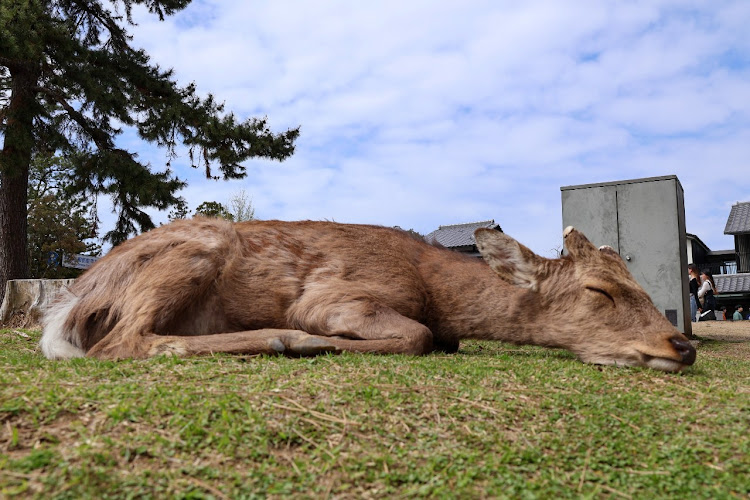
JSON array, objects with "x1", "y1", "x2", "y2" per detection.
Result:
[
  {"x1": 563, "y1": 226, "x2": 598, "y2": 259},
  {"x1": 474, "y1": 228, "x2": 545, "y2": 291},
  {"x1": 597, "y1": 245, "x2": 630, "y2": 270},
  {"x1": 598, "y1": 245, "x2": 620, "y2": 258}
]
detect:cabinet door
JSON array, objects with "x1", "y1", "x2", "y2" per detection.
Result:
[
  {"x1": 616, "y1": 179, "x2": 683, "y2": 326},
  {"x1": 561, "y1": 185, "x2": 619, "y2": 250}
]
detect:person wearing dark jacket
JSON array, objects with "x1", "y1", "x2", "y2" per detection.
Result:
[
  {"x1": 688, "y1": 264, "x2": 701, "y2": 322},
  {"x1": 734, "y1": 305, "x2": 745, "y2": 321}
]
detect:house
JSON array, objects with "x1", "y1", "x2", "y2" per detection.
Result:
[
  {"x1": 724, "y1": 201, "x2": 750, "y2": 273},
  {"x1": 686, "y1": 233, "x2": 737, "y2": 275},
  {"x1": 425, "y1": 220, "x2": 502, "y2": 257},
  {"x1": 689, "y1": 201, "x2": 750, "y2": 309}
]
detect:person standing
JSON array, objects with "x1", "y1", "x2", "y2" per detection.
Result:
[
  {"x1": 697, "y1": 270, "x2": 717, "y2": 321},
  {"x1": 734, "y1": 305, "x2": 745, "y2": 321},
  {"x1": 688, "y1": 264, "x2": 701, "y2": 322}
]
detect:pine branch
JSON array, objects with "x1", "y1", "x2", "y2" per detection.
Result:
[{"x1": 34, "y1": 84, "x2": 114, "y2": 150}]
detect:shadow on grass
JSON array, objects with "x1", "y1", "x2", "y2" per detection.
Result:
[{"x1": 455, "y1": 341, "x2": 575, "y2": 360}]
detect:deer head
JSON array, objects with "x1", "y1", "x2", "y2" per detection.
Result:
[{"x1": 474, "y1": 226, "x2": 696, "y2": 372}]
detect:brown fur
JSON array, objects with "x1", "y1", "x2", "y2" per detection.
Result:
[{"x1": 40, "y1": 218, "x2": 696, "y2": 371}]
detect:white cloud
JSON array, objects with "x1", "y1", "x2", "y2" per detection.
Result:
[{"x1": 95, "y1": 0, "x2": 750, "y2": 256}]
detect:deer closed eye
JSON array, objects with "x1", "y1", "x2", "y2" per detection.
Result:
[{"x1": 586, "y1": 286, "x2": 615, "y2": 305}]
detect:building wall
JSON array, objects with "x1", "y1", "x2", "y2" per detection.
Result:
[
  {"x1": 688, "y1": 241, "x2": 708, "y2": 267},
  {"x1": 737, "y1": 235, "x2": 750, "y2": 273}
]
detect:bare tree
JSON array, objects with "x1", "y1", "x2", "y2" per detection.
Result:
[{"x1": 228, "y1": 189, "x2": 255, "y2": 222}]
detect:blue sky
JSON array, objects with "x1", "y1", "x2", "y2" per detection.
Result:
[{"x1": 111, "y1": 0, "x2": 750, "y2": 256}]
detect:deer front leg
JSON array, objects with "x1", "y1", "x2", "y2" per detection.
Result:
[
  {"x1": 145, "y1": 329, "x2": 341, "y2": 358},
  {"x1": 88, "y1": 329, "x2": 342, "y2": 359}
]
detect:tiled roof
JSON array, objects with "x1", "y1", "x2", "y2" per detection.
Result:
[
  {"x1": 707, "y1": 249, "x2": 736, "y2": 257},
  {"x1": 715, "y1": 273, "x2": 750, "y2": 294},
  {"x1": 686, "y1": 233, "x2": 711, "y2": 253},
  {"x1": 425, "y1": 220, "x2": 502, "y2": 249},
  {"x1": 724, "y1": 202, "x2": 750, "y2": 235}
]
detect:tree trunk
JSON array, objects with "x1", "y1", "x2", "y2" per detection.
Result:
[
  {"x1": 0, "y1": 65, "x2": 39, "y2": 305},
  {"x1": 0, "y1": 279, "x2": 75, "y2": 327}
]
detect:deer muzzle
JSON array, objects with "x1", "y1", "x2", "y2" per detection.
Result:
[{"x1": 670, "y1": 337, "x2": 697, "y2": 366}]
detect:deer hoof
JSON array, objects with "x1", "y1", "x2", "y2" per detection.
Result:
[{"x1": 288, "y1": 336, "x2": 340, "y2": 357}]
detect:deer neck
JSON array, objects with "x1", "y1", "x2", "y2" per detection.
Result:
[{"x1": 420, "y1": 248, "x2": 563, "y2": 348}]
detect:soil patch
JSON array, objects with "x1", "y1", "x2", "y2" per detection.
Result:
[{"x1": 692, "y1": 320, "x2": 750, "y2": 342}]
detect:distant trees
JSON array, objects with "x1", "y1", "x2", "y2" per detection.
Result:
[
  {"x1": 167, "y1": 198, "x2": 190, "y2": 223},
  {"x1": 27, "y1": 154, "x2": 100, "y2": 278},
  {"x1": 194, "y1": 201, "x2": 234, "y2": 221},
  {"x1": 167, "y1": 189, "x2": 256, "y2": 222}
]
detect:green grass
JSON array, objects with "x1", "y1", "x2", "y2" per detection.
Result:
[{"x1": 1, "y1": 329, "x2": 748, "y2": 499}]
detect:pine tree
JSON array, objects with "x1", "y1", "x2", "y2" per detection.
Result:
[
  {"x1": 0, "y1": 1, "x2": 299, "y2": 303},
  {"x1": 166, "y1": 197, "x2": 189, "y2": 222}
]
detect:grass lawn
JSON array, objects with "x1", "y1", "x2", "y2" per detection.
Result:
[{"x1": 1, "y1": 325, "x2": 748, "y2": 499}]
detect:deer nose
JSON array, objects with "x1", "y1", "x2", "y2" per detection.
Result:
[{"x1": 670, "y1": 337, "x2": 696, "y2": 366}]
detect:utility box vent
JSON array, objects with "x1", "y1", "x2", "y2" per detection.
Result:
[{"x1": 665, "y1": 309, "x2": 678, "y2": 327}]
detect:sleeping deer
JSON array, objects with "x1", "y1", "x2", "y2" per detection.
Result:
[{"x1": 40, "y1": 218, "x2": 696, "y2": 372}]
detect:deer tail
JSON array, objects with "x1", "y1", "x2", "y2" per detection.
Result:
[{"x1": 40, "y1": 288, "x2": 86, "y2": 360}]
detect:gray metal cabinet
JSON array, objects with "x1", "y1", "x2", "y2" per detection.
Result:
[{"x1": 560, "y1": 176, "x2": 691, "y2": 336}]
